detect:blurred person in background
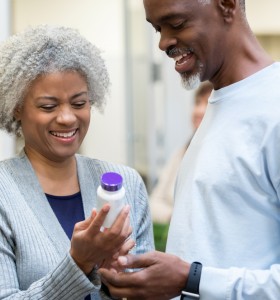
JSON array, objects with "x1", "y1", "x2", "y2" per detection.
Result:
[
  {"x1": 150, "y1": 81, "x2": 212, "y2": 225},
  {"x1": 151, "y1": 82, "x2": 212, "y2": 252},
  {"x1": 0, "y1": 24, "x2": 154, "y2": 300}
]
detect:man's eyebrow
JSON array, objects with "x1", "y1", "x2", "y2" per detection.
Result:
[{"x1": 146, "y1": 13, "x2": 185, "y2": 25}]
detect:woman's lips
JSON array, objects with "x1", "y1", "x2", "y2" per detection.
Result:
[{"x1": 50, "y1": 129, "x2": 78, "y2": 138}]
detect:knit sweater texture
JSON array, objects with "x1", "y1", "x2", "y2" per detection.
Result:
[{"x1": 0, "y1": 151, "x2": 154, "y2": 299}]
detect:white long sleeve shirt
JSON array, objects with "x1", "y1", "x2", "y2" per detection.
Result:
[{"x1": 167, "y1": 63, "x2": 280, "y2": 300}]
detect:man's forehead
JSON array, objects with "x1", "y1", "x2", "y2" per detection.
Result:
[{"x1": 143, "y1": 0, "x2": 197, "y2": 23}]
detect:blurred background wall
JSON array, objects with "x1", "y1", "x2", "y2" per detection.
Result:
[
  {"x1": 0, "y1": 0, "x2": 15, "y2": 159},
  {"x1": 1, "y1": 0, "x2": 280, "y2": 192}
]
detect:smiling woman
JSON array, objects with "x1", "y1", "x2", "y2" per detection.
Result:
[
  {"x1": 14, "y1": 71, "x2": 91, "y2": 166},
  {"x1": 0, "y1": 25, "x2": 154, "y2": 299}
]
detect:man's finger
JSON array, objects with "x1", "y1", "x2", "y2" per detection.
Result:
[
  {"x1": 99, "y1": 267, "x2": 136, "y2": 287},
  {"x1": 117, "y1": 251, "x2": 158, "y2": 269}
]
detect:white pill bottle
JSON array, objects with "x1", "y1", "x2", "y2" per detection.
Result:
[{"x1": 97, "y1": 172, "x2": 125, "y2": 228}]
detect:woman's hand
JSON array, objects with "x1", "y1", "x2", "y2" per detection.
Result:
[
  {"x1": 70, "y1": 204, "x2": 132, "y2": 275},
  {"x1": 101, "y1": 237, "x2": 136, "y2": 271}
]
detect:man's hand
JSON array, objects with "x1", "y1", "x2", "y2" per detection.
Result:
[{"x1": 99, "y1": 251, "x2": 190, "y2": 300}]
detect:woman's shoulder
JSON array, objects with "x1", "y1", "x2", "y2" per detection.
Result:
[
  {"x1": 0, "y1": 155, "x2": 22, "y2": 172},
  {"x1": 0, "y1": 156, "x2": 27, "y2": 203},
  {"x1": 0, "y1": 152, "x2": 30, "y2": 173}
]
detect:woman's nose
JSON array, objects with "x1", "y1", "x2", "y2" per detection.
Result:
[{"x1": 56, "y1": 106, "x2": 76, "y2": 124}]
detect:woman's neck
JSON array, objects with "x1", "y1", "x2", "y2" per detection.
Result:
[{"x1": 25, "y1": 148, "x2": 80, "y2": 196}]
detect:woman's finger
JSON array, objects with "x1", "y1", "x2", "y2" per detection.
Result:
[
  {"x1": 111, "y1": 205, "x2": 130, "y2": 231},
  {"x1": 119, "y1": 239, "x2": 136, "y2": 256},
  {"x1": 87, "y1": 204, "x2": 111, "y2": 234}
]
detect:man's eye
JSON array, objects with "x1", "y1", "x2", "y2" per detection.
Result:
[{"x1": 172, "y1": 21, "x2": 187, "y2": 30}]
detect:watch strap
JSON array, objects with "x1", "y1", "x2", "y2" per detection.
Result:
[{"x1": 180, "y1": 261, "x2": 202, "y2": 300}]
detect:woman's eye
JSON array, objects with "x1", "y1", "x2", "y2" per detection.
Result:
[
  {"x1": 72, "y1": 101, "x2": 87, "y2": 108},
  {"x1": 40, "y1": 105, "x2": 56, "y2": 111}
]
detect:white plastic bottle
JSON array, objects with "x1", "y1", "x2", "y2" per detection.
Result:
[{"x1": 97, "y1": 172, "x2": 125, "y2": 228}]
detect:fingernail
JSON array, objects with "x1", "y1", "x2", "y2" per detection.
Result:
[
  {"x1": 118, "y1": 256, "x2": 128, "y2": 266},
  {"x1": 91, "y1": 208, "x2": 97, "y2": 218},
  {"x1": 124, "y1": 205, "x2": 130, "y2": 213},
  {"x1": 103, "y1": 204, "x2": 110, "y2": 212},
  {"x1": 129, "y1": 243, "x2": 136, "y2": 252}
]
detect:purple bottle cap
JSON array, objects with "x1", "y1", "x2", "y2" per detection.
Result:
[{"x1": 101, "y1": 172, "x2": 123, "y2": 191}]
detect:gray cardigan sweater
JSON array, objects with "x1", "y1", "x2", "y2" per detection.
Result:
[{"x1": 0, "y1": 152, "x2": 154, "y2": 299}]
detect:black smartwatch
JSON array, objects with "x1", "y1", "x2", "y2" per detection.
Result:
[{"x1": 180, "y1": 262, "x2": 202, "y2": 300}]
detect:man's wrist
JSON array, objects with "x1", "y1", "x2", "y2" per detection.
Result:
[{"x1": 181, "y1": 262, "x2": 203, "y2": 300}]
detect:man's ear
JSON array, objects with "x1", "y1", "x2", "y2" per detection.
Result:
[{"x1": 217, "y1": 0, "x2": 237, "y2": 22}]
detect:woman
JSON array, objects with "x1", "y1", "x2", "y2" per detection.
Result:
[{"x1": 0, "y1": 25, "x2": 154, "y2": 299}]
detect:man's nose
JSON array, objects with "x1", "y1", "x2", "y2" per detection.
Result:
[{"x1": 158, "y1": 31, "x2": 177, "y2": 52}]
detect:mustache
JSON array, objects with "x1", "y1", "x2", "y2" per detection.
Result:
[{"x1": 166, "y1": 47, "x2": 194, "y2": 57}]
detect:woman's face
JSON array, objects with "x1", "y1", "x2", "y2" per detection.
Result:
[{"x1": 15, "y1": 71, "x2": 91, "y2": 162}]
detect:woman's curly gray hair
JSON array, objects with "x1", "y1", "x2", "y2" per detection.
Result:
[{"x1": 0, "y1": 24, "x2": 110, "y2": 136}]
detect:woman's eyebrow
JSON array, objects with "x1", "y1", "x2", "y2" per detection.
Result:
[
  {"x1": 71, "y1": 91, "x2": 89, "y2": 99},
  {"x1": 35, "y1": 91, "x2": 88, "y2": 101}
]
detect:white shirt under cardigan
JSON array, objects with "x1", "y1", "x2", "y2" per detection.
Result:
[{"x1": 167, "y1": 62, "x2": 280, "y2": 300}]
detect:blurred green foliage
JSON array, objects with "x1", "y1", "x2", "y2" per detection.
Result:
[{"x1": 153, "y1": 222, "x2": 170, "y2": 252}]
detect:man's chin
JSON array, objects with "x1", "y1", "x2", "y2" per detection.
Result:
[{"x1": 180, "y1": 73, "x2": 201, "y2": 90}]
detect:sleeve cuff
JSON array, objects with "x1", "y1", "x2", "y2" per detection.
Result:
[
  {"x1": 65, "y1": 254, "x2": 101, "y2": 291},
  {"x1": 199, "y1": 266, "x2": 229, "y2": 300}
]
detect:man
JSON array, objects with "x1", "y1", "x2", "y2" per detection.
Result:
[{"x1": 99, "y1": 0, "x2": 280, "y2": 299}]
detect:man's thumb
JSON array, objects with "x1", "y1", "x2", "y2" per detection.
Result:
[{"x1": 117, "y1": 252, "x2": 156, "y2": 269}]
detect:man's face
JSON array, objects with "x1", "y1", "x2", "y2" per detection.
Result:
[{"x1": 144, "y1": 0, "x2": 224, "y2": 90}]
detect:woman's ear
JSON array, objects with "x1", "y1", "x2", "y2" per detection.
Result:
[
  {"x1": 217, "y1": 0, "x2": 237, "y2": 22},
  {"x1": 13, "y1": 106, "x2": 21, "y2": 121}
]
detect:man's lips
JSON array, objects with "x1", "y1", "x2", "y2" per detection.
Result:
[
  {"x1": 166, "y1": 48, "x2": 194, "y2": 73},
  {"x1": 173, "y1": 50, "x2": 193, "y2": 65},
  {"x1": 174, "y1": 52, "x2": 194, "y2": 73}
]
